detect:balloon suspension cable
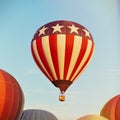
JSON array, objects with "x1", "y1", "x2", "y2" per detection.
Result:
[{"x1": 59, "y1": 91, "x2": 65, "y2": 102}]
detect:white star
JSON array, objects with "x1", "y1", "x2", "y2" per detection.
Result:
[
  {"x1": 68, "y1": 24, "x2": 79, "y2": 34},
  {"x1": 52, "y1": 24, "x2": 64, "y2": 33},
  {"x1": 83, "y1": 29, "x2": 90, "y2": 38},
  {"x1": 38, "y1": 26, "x2": 48, "y2": 36}
]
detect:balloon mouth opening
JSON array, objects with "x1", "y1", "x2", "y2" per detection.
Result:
[{"x1": 52, "y1": 80, "x2": 73, "y2": 92}]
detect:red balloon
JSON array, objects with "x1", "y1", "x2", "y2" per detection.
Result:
[
  {"x1": 0, "y1": 69, "x2": 24, "y2": 120},
  {"x1": 100, "y1": 95, "x2": 120, "y2": 120},
  {"x1": 31, "y1": 20, "x2": 94, "y2": 101}
]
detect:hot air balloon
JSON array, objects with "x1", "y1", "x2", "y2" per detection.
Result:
[
  {"x1": 0, "y1": 69, "x2": 24, "y2": 120},
  {"x1": 77, "y1": 114, "x2": 108, "y2": 120},
  {"x1": 100, "y1": 95, "x2": 120, "y2": 120},
  {"x1": 31, "y1": 20, "x2": 94, "y2": 101},
  {"x1": 20, "y1": 109, "x2": 58, "y2": 120}
]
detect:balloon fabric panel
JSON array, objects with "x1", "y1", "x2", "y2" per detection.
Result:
[
  {"x1": 0, "y1": 69, "x2": 24, "y2": 120},
  {"x1": 77, "y1": 114, "x2": 108, "y2": 120},
  {"x1": 32, "y1": 35, "x2": 94, "y2": 82},
  {"x1": 0, "y1": 74, "x2": 6, "y2": 118},
  {"x1": 64, "y1": 35, "x2": 74, "y2": 80},
  {"x1": 100, "y1": 95, "x2": 120, "y2": 120},
  {"x1": 20, "y1": 109, "x2": 58, "y2": 120},
  {"x1": 71, "y1": 39, "x2": 94, "y2": 81},
  {"x1": 37, "y1": 37, "x2": 55, "y2": 80},
  {"x1": 69, "y1": 37, "x2": 88, "y2": 81},
  {"x1": 49, "y1": 35, "x2": 60, "y2": 80},
  {"x1": 31, "y1": 40, "x2": 52, "y2": 81}
]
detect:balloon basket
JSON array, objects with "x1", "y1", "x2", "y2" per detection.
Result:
[{"x1": 59, "y1": 91, "x2": 65, "y2": 102}]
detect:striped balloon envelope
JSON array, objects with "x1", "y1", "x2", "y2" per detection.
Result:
[
  {"x1": 100, "y1": 95, "x2": 120, "y2": 120},
  {"x1": 31, "y1": 20, "x2": 94, "y2": 101},
  {"x1": 20, "y1": 109, "x2": 58, "y2": 120},
  {"x1": 77, "y1": 115, "x2": 108, "y2": 120},
  {"x1": 0, "y1": 69, "x2": 24, "y2": 120}
]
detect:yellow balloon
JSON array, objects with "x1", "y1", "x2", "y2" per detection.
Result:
[{"x1": 77, "y1": 115, "x2": 108, "y2": 120}]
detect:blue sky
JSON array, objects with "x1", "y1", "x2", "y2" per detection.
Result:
[{"x1": 0, "y1": 0, "x2": 120, "y2": 119}]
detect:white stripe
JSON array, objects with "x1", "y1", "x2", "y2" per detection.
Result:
[
  {"x1": 71, "y1": 40, "x2": 93, "y2": 81},
  {"x1": 57, "y1": 35, "x2": 66, "y2": 80},
  {"x1": 66, "y1": 36, "x2": 82, "y2": 80},
  {"x1": 32, "y1": 40, "x2": 53, "y2": 80},
  {"x1": 42, "y1": 36, "x2": 58, "y2": 80}
]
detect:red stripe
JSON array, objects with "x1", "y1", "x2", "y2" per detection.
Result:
[
  {"x1": 0, "y1": 72, "x2": 6, "y2": 117},
  {"x1": 101, "y1": 95, "x2": 120, "y2": 120},
  {"x1": 1, "y1": 79, "x2": 13, "y2": 120},
  {"x1": 36, "y1": 38, "x2": 54, "y2": 80},
  {"x1": 14, "y1": 85, "x2": 24, "y2": 120},
  {"x1": 31, "y1": 42, "x2": 52, "y2": 81},
  {"x1": 9, "y1": 84, "x2": 19, "y2": 120},
  {"x1": 69, "y1": 37, "x2": 88, "y2": 80},
  {"x1": 0, "y1": 71, "x2": 24, "y2": 120},
  {"x1": 115, "y1": 97, "x2": 120, "y2": 119},
  {"x1": 14, "y1": 85, "x2": 21, "y2": 120},
  {"x1": 49, "y1": 35, "x2": 60, "y2": 80},
  {"x1": 72, "y1": 40, "x2": 94, "y2": 81},
  {"x1": 64, "y1": 35, "x2": 74, "y2": 80}
]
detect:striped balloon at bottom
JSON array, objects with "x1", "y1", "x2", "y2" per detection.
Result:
[
  {"x1": 0, "y1": 69, "x2": 24, "y2": 120},
  {"x1": 77, "y1": 115, "x2": 108, "y2": 120},
  {"x1": 100, "y1": 95, "x2": 120, "y2": 120},
  {"x1": 20, "y1": 109, "x2": 58, "y2": 120}
]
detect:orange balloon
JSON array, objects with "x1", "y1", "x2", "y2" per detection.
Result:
[
  {"x1": 100, "y1": 95, "x2": 120, "y2": 120},
  {"x1": 77, "y1": 115, "x2": 108, "y2": 120},
  {"x1": 0, "y1": 69, "x2": 24, "y2": 120}
]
